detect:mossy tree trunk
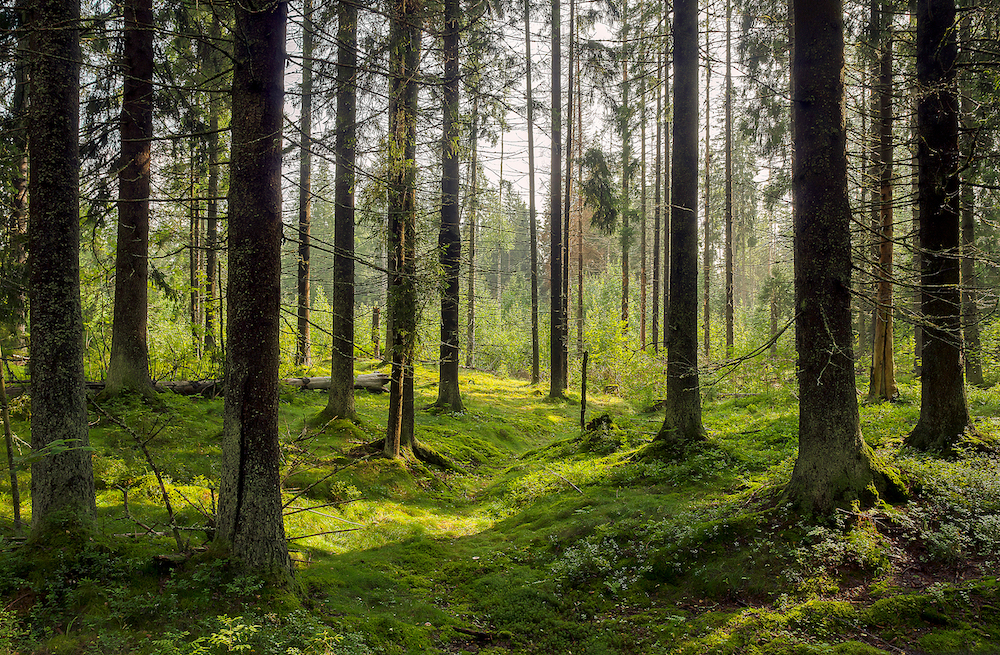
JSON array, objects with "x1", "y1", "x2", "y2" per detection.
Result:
[
  {"x1": 959, "y1": 6, "x2": 983, "y2": 389},
  {"x1": 326, "y1": 0, "x2": 358, "y2": 421},
  {"x1": 204, "y1": 12, "x2": 223, "y2": 354},
  {"x1": 27, "y1": 0, "x2": 97, "y2": 536},
  {"x1": 786, "y1": 0, "x2": 898, "y2": 514},
  {"x1": 657, "y1": 0, "x2": 704, "y2": 449},
  {"x1": 215, "y1": 0, "x2": 292, "y2": 576},
  {"x1": 105, "y1": 0, "x2": 154, "y2": 398},
  {"x1": 385, "y1": 0, "x2": 422, "y2": 458},
  {"x1": 906, "y1": 0, "x2": 972, "y2": 453},
  {"x1": 435, "y1": 0, "x2": 464, "y2": 413}
]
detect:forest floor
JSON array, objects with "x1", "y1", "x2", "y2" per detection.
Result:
[{"x1": 1, "y1": 359, "x2": 999, "y2": 654}]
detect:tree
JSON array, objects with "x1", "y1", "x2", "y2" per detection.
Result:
[
  {"x1": 27, "y1": 0, "x2": 97, "y2": 535},
  {"x1": 215, "y1": 0, "x2": 292, "y2": 575},
  {"x1": 296, "y1": 0, "x2": 315, "y2": 368},
  {"x1": 524, "y1": 0, "x2": 540, "y2": 385},
  {"x1": 326, "y1": 0, "x2": 359, "y2": 421},
  {"x1": 723, "y1": 0, "x2": 734, "y2": 356},
  {"x1": 105, "y1": 0, "x2": 155, "y2": 398},
  {"x1": 385, "y1": 0, "x2": 423, "y2": 457},
  {"x1": 549, "y1": 0, "x2": 566, "y2": 398},
  {"x1": 204, "y1": 12, "x2": 224, "y2": 353},
  {"x1": 435, "y1": 0, "x2": 464, "y2": 412},
  {"x1": 867, "y1": 0, "x2": 897, "y2": 402},
  {"x1": 657, "y1": 0, "x2": 704, "y2": 448},
  {"x1": 905, "y1": 0, "x2": 973, "y2": 453},
  {"x1": 786, "y1": 0, "x2": 898, "y2": 513}
]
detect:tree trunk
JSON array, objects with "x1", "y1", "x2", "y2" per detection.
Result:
[
  {"x1": 466, "y1": 96, "x2": 479, "y2": 370},
  {"x1": 652, "y1": 51, "x2": 662, "y2": 354},
  {"x1": 640, "y1": 79, "x2": 647, "y2": 349},
  {"x1": 105, "y1": 0, "x2": 154, "y2": 398},
  {"x1": 724, "y1": 0, "x2": 734, "y2": 356},
  {"x1": 6, "y1": 0, "x2": 29, "y2": 343},
  {"x1": 295, "y1": 0, "x2": 314, "y2": 368},
  {"x1": 702, "y1": 16, "x2": 711, "y2": 360},
  {"x1": 787, "y1": 0, "x2": 897, "y2": 513},
  {"x1": 562, "y1": 0, "x2": 575, "y2": 389},
  {"x1": 525, "y1": 0, "x2": 540, "y2": 385},
  {"x1": 436, "y1": 0, "x2": 464, "y2": 412},
  {"x1": 549, "y1": 0, "x2": 566, "y2": 398},
  {"x1": 959, "y1": 7, "x2": 983, "y2": 388},
  {"x1": 620, "y1": 17, "x2": 630, "y2": 330},
  {"x1": 327, "y1": 0, "x2": 358, "y2": 420},
  {"x1": 204, "y1": 13, "x2": 222, "y2": 353},
  {"x1": 906, "y1": 0, "x2": 972, "y2": 453},
  {"x1": 657, "y1": 0, "x2": 704, "y2": 448},
  {"x1": 867, "y1": 0, "x2": 897, "y2": 402},
  {"x1": 215, "y1": 0, "x2": 292, "y2": 576},
  {"x1": 27, "y1": 0, "x2": 97, "y2": 537},
  {"x1": 385, "y1": 0, "x2": 422, "y2": 457}
]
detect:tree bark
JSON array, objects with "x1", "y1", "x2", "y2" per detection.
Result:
[
  {"x1": 959, "y1": 6, "x2": 983, "y2": 388},
  {"x1": 27, "y1": 0, "x2": 97, "y2": 536},
  {"x1": 525, "y1": 0, "x2": 540, "y2": 385},
  {"x1": 215, "y1": 0, "x2": 292, "y2": 576},
  {"x1": 5, "y1": 0, "x2": 29, "y2": 342},
  {"x1": 652, "y1": 51, "x2": 662, "y2": 354},
  {"x1": 702, "y1": 16, "x2": 711, "y2": 360},
  {"x1": 105, "y1": 0, "x2": 154, "y2": 398},
  {"x1": 385, "y1": 0, "x2": 422, "y2": 457},
  {"x1": 867, "y1": 0, "x2": 897, "y2": 402},
  {"x1": 296, "y1": 0, "x2": 314, "y2": 368},
  {"x1": 549, "y1": 0, "x2": 566, "y2": 398},
  {"x1": 327, "y1": 0, "x2": 358, "y2": 420},
  {"x1": 786, "y1": 0, "x2": 896, "y2": 513},
  {"x1": 436, "y1": 0, "x2": 464, "y2": 412},
  {"x1": 657, "y1": 0, "x2": 704, "y2": 448},
  {"x1": 906, "y1": 0, "x2": 972, "y2": 453},
  {"x1": 466, "y1": 95, "x2": 479, "y2": 370},
  {"x1": 204, "y1": 13, "x2": 222, "y2": 353},
  {"x1": 724, "y1": 0, "x2": 734, "y2": 356}
]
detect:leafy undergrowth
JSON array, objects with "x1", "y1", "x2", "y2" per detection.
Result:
[{"x1": 0, "y1": 363, "x2": 999, "y2": 654}]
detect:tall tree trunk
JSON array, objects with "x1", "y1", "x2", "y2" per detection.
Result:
[
  {"x1": 640, "y1": 79, "x2": 647, "y2": 348},
  {"x1": 106, "y1": 0, "x2": 154, "y2": 398},
  {"x1": 620, "y1": 15, "x2": 630, "y2": 329},
  {"x1": 525, "y1": 0, "x2": 540, "y2": 385},
  {"x1": 27, "y1": 0, "x2": 97, "y2": 537},
  {"x1": 189, "y1": 149, "x2": 201, "y2": 357},
  {"x1": 911, "y1": 0, "x2": 922, "y2": 375},
  {"x1": 701, "y1": 15, "x2": 711, "y2": 360},
  {"x1": 561, "y1": 0, "x2": 575, "y2": 389},
  {"x1": 657, "y1": 0, "x2": 704, "y2": 448},
  {"x1": 662, "y1": 60, "x2": 671, "y2": 353},
  {"x1": 466, "y1": 95, "x2": 479, "y2": 370},
  {"x1": 868, "y1": 0, "x2": 897, "y2": 402},
  {"x1": 215, "y1": 0, "x2": 291, "y2": 576},
  {"x1": 959, "y1": 6, "x2": 983, "y2": 388},
  {"x1": 724, "y1": 0, "x2": 734, "y2": 356},
  {"x1": 549, "y1": 0, "x2": 566, "y2": 398},
  {"x1": 327, "y1": 0, "x2": 358, "y2": 420},
  {"x1": 436, "y1": 0, "x2": 464, "y2": 411},
  {"x1": 576, "y1": 45, "x2": 584, "y2": 356},
  {"x1": 7, "y1": 0, "x2": 29, "y2": 342},
  {"x1": 204, "y1": 13, "x2": 222, "y2": 353},
  {"x1": 787, "y1": 0, "x2": 897, "y2": 513},
  {"x1": 296, "y1": 0, "x2": 314, "y2": 368},
  {"x1": 385, "y1": 0, "x2": 422, "y2": 457},
  {"x1": 906, "y1": 0, "x2": 972, "y2": 453},
  {"x1": 652, "y1": 50, "x2": 662, "y2": 354}
]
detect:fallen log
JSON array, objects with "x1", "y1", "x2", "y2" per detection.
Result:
[{"x1": 5, "y1": 373, "x2": 390, "y2": 399}]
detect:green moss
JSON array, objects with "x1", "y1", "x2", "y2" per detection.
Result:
[
  {"x1": 862, "y1": 594, "x2": 930, "y2": 627},
  {"x1": 917, "y1": 628, "x2": 999, "y2": 654}
]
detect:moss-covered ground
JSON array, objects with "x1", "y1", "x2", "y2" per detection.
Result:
[{"x1": 1, "y1": 361, "x2": 999, "y2": 654}]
